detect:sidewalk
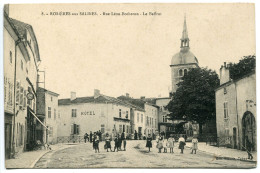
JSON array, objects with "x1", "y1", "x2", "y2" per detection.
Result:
[
  {"x1": 186, "y1": 142, "x2": 257, "y2": 162},
  {"x1": 5, "y1": 143, "x2": 81, "y2": 169}
]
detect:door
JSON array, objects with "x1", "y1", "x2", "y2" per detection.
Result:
[
  {"x1": 233, "y1": 127, "x2": 237, "y2": 149},
  {"x1": 5, "y1": 123, "x2": 12, "y2": 159},
  {"x1": 242, "y1": 112, "x2": 256, "y2": 151}
]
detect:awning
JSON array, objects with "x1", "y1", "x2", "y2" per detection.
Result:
[{"x1": 29, "y1": 109, "x2": 49, "y2": 131}]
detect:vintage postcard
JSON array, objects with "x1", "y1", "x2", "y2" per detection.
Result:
[{"x1": 3, "y1": 3, "x2": 256, "y2": 168}]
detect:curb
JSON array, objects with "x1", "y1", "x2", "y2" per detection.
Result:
[
  {"x1": 30, "y1": 143, "x2": 83, "y2": 168},
  {"x1": 185, "y1": 146, "x2": 257, "y2": 163},
  {"x1": 29, "y1": 149, "x2": 52, "y2": 168}
]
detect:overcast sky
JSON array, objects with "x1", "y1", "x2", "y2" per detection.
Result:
[{"x1": 9, "y1": 3, "x2": 255, "y2": 99}]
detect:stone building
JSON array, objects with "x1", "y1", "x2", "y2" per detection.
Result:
[
  {"x1": 168, "y1": 16, "x2": 200, "y2": 139},
  {"x1": 57, "y1": 90, "x2": 132, "y2": 141},
  {"x1": 4, "y1": 6, "x2": 41, "y2": 158},
  {"x1": 36, "y1": 87, "x2": 60, "y2": 144},
  {"x1": 170, "y1": 16, "x2": 199, "y2": 94},
  {"x1": 215, "y1": 63, "x2": 256, "y2": 150},
  {"x1": 155, "y1": 98, "x2": 173, "y2": 136},
  {"x1": 117, "y1": 95, "x2": 159, "y2": 138}
]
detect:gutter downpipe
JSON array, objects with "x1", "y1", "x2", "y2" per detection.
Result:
[
  {"x1": 12, "y1": 38, "x2": 22, "y2": 158},
  {"x1": 235, "y1": 81, "x2": 240, "y2": 150}
]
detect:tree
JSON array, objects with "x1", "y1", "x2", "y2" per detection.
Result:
[
  {"x1": 167, "y1": 67, "x2": 220, "y2": 135},
  {"x1": 229, "y1": 55, "x2": 255, "y2": 80}
]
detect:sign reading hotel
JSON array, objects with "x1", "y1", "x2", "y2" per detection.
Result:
[{"x1": 81, "y1": 111, "x2": 95, "y2": 115}]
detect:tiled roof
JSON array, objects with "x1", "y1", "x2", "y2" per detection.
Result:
[
  {"x1": 58, "y1": 94, "x2": 131, "y2": 108},
  {"x1": 9, "y1": 18, "x2": 40, "y2": 61}
]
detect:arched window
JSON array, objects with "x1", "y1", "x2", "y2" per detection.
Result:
[
  {"x1": 184, "y1": 69, "x2": 188, "y2": 76},
  {"x1": 179, "y1": 69, "x2": 183, "y2": 77}
]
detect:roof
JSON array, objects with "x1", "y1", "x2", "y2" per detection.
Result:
[
  {"x1": 9, "y1": 18, "x2": 40, "y2": 62},
  {"x1": 37, "y1": 87, "x2": 59, "y2": 97},
  {"x1": 117, "y1": 96, "x2": 159, "y2": 110},
  {"x1": 58, "y1": 94, "x2": 132, "y2": 108},
  {"x1": 171, "y1": 50, "x2": 198, "y2": 66}
]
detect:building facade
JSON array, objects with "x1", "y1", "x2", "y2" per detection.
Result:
[
  {"x1": 58, "y1": 90, "x2": 132, "y2": 141},
  {"x1": 155, "y1": 98, "x2": 172, "y2": 136},
  {"x1": 144, "y1": 103, "x2": 159, "y2": 137},
  {"x1": 215, "y1": 63, "x2": 256, "y2": 151},
  {"x1": 36, "y1": 87, "x2": 60, "y2": 144},
  {"x1": 4, "y1": 7, "x2": 41, "y2": 158}
]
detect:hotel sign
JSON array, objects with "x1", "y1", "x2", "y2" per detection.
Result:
[{"x1": 81, "y1": 111, "x2": 95, "y2": 115}]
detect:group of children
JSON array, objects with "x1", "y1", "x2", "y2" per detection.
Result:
[
  {"x1": 146, "y1": 133, "x2": 198, "y2": 154},
  {"x1": 103, "y1": 132, "x2": 127, "y2": 152}
]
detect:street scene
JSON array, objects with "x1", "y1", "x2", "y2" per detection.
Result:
[{"x1": 3, "y1": 3, "x2": 256, "y2": 169}]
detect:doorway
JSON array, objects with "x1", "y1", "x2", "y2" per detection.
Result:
[
  {"x1": 233, "y1": 127, "x2": 237, "y2": 149},
  {"x1": 242, "y1": 112, "x2": 256, "y2": 151}
]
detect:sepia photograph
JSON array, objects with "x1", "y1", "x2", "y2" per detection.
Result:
[{"x1": 2, "y1": 2, "x2": 257, "y2": 169}]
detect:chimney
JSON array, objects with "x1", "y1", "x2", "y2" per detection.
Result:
[
  {"x1": 71, "y1": 92, "x2": 76, "y2": 101},
  {"x1": 220, "y1": 62, "x2": 230, "y2": 85},
  {"x1": 94, "y1": 89, "x2": 100, "y2": 99},
  {"x1": 126, "y1": 93, "x2": 129, "y2": 98}
]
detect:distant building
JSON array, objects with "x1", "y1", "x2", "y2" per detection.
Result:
[
  {"x1": 117, "y1": 95, "x2": 159, "y2": 138},
  {"x1": 4, "y1": 7, "x2": 41, "y2": 158},
  {"x1": 155, "y1": 98, "x2": 172, "y2": 135},
  {"x1": 36, "y1": 87, "x2": 60, "y2": 144},
  {"x1": 215, "y1": 63, "x2": 256, "y2": 150},
  {"x1": 58, "y1": 90, "x2": 132, "y2": 140}
]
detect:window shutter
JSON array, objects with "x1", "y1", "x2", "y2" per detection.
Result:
[
  {"x1": 71, "y1": 124, "x2": 74, "y2": 134},
  {"x1": 16, "y1": 81, "x2": 20, "y2": 105},
  {"x1": 77, "y1": 125, "x2": 80, "y2": 135},
  {"x1": 23, "y1": 90, "x2": 26, "y2": 108}
]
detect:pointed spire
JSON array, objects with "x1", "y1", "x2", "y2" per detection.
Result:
[
  {"x1": 180, "y1": 14, "x2": 190, "y2": 49},
  {"x1": 181, "y1": 14, "x2": 189, "y2": 40}
]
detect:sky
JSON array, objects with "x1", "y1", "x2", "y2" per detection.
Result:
[{"x1": 8, "y1": 3, "x2": 256, "y2": 99}]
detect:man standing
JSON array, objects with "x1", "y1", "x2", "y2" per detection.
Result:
[
  {"x1": 90, "y1": 131, "x2": 93, "y2": 143},
  {"x1": 84, "y1": 133, "x2": 89, "y2": 143},
  {"x1": 121, "y1": 131, "x2": 127, "y2": 151}
]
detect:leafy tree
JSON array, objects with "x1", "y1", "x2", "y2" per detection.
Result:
[
  {"x1": 229, "y1": 55, "x2": 255, "y2": 80},
  {"x1": 167, "y1": 67, "x2": 220, "y2": 134}
]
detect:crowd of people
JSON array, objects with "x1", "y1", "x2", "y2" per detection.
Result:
[
  {"x1": 84, "y1": 131, "x2": 127, "y2": 153},
  {"x1": 146, "y1": 133, "x2": 198, "y2": 154},
  {"x1": 84, "y1": 131, "x2": 199, "y2": 154}
]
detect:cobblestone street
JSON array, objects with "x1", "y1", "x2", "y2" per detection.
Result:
[{"x1": 34, "y1": 141, "x2": 256, "y2": 168}]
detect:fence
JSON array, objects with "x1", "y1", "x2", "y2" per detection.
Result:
[
  {"x1": 57, "y1": 136, "x2": 84, "y2": 143},
  {"x1": 216, "y1": 136, "x2": 233, "y2": 148}
]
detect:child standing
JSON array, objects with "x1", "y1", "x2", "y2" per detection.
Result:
[
  {"x1": 163, "y1": 138, "x2": 168, "y2": 153},
  {"x1": 168, "y1": 134, "x2": 175, "y2": 153},
  {"x1": 146, "y1": 134, "x2": 153, "y2": 152},
  {"x1": 191, "y1": 136, "x2": 198, "y2": 154}
]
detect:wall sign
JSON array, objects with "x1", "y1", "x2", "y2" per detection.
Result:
[{"x1": 81, "y1": 111, "x2": 95, "y2": 115}]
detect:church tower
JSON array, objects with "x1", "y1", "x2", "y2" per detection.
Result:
[{"x1": 170, "y1": 15, "x2": 199, "y2": 94}]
